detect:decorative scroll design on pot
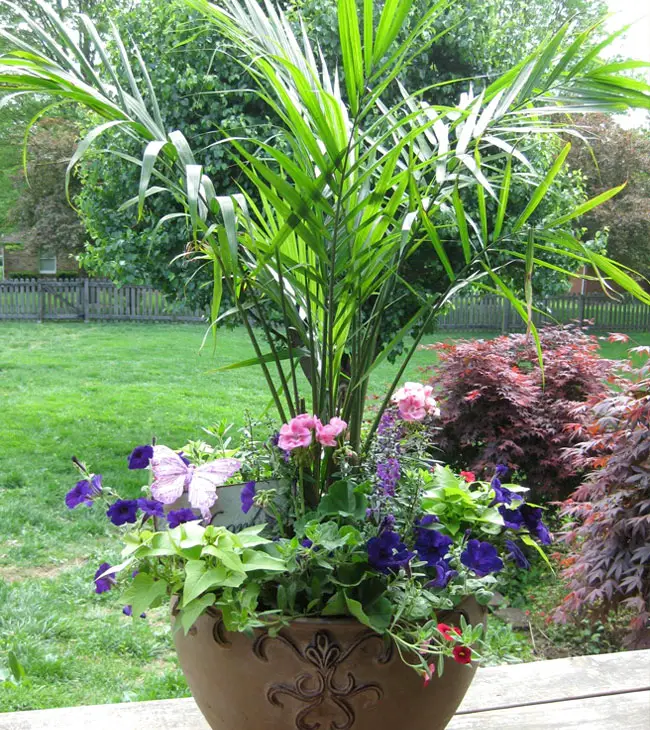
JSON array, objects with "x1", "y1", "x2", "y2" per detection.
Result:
[{"x1": 253, "y1": 629, "x2": 392, "y2": 730}]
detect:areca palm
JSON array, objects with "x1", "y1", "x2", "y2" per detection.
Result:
[{"x1": 2, "y1": 0, "x2": 649, "y2": 500}]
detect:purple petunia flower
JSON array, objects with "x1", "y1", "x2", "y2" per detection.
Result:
[
  {"x1": 418, "y1": 514, "x2": 439, "y2": 527},
  {"x1": 240, "y1": 481, "x2": 256, "y2": 514},
  {"x1": 499, "y1": 505, "x2": 525, "y2": 530},
  {"x1": 367, "y1": 530, "x2": 414, "y2": 574},
  {"x1": 461, "y1": 539, "x2": 504, "y2": 577},
  {"x1": 520, "y1": 505, "x2": 552, "y2": 545},
  {"x1": 127, "y1": 445, "x2": 153, "y2": 470},
  {"x1": 300, "y1": 538, "x2": 313, "y2": 549},
  {"x1": 65, "y1": 474, "x2": 102, "y2": 509},
  {"x1": 106, "y1": 499, "x2": 139, "y2": 526},
  {"x1": 166, "y1": 508, "x2": 198, "y2": 529},
  {"x1": 376, "y1": 458, "x2": 400, "y2": 496},
  {"x1": 505, "y1": 539, "x2": 530, "y2": 570},
  {"x1": 414, "y1": 524, "x2": 453, "y2": 567},
  {"x1": 425, "y1": 559, "x2": 458, "y2": 588},
  {"x1": 123, "y1": 605, "x2": 146, "y2": 618},
  {"x1": 94, "y1": 562, "x2": 116, "y2": 594},
  {"x1": 489, "y1": 477, "x2": 522, "y2": 507},
  {"x1": 65, "y1": 480, "x2": 93, "y2": 509},
  {"x1": 137, "y1": 498, "x2": 164, "y2": 518}
]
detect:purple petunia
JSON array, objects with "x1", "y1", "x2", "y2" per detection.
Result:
[
  {"x1": 414, "y1": 523, "x2": 453, "y2": 567},
  {"x1": 166, "y1": 508, "x2": 198, "y2": 529},
  {"x1": 65, "y1": 475, "x2": 102, "y2": 509},
  {"x1": 240, "y1": 481, "x2": 256, "y2": 514},
  {"x1": 300, "y1": 538, "x2": 314, "y2": 549},
  {"x1": 461, "y1": 539, "x2": 504, "y2": 577},
  {"x1": 426, "y1": 559, "x2": 458, "y2": 589},
  {"x1": 505, "y1": 539, "x2": 530, "y2": 570},
  {"x1": 66, "y1": 480, "x2": 92, "y2": 509},
  {"x1": 489, "y1": 477, "x2": 521, "y2": 507},
  {"x1": 137, "y1": 498, "x2": 164, "y2": 518},
  {"x1": 376, "y1": 458, "x2": 400, "y2": 496},
  {"x1": 418, "y1": 514, "x2": 439, "y2": 527},
  {"x1": 94, "y1": 562, "x2": 116, "y2": 594},
  {"x1": 499, "y1": 505, "x2": 525, "y2": 530},
  {"x1": 127, "y1": 445, "x2": 153, "y2": 470},
  {"x1": 106, "y1": 499, "x2": 139, "y2": 526},
  {"x1": 367, "y1": 530, "x2": 414, "y2": 574},
  {"x1": 520, "y1": 505, "x2": 552, "y2": 545},
  {"x1": 123, "y1": 605, "x2": 146, "y2": 618}
]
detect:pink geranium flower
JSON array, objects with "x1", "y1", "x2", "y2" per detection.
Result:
[
  {"x1": 315, "y1": 416, "x2": 348, "y2": 447},
  {"x1": 278, "y1": 414, "x2": 317, "y2": 451},
  {"x1": 392, "y1": 382, "x2": 440, "y2": 422}
]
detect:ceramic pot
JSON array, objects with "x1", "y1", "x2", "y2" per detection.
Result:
[{"x1": 173, "y1": 597, "x2": 485, "y2": 730}]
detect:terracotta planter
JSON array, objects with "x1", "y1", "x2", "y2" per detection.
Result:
[{"x1": 173, "y1": 597, "x2": 486, "y2": 730}]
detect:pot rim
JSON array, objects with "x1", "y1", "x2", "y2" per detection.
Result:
[{"x1": 202, "y1": 595, "x2": 482, "y2": 629}]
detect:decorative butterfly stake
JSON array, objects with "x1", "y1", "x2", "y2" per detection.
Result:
[{"x1": 150, "y1": 445, "x2": 241, "y2": 520}]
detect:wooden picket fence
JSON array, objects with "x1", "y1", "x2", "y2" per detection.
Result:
[
  {"x1": 435, "y1": 293, "x2": 650, "y2": 333},
  {"x1": 0, "y1": 278, "x2": 207, "y2": 322},
  {"x1": 1, "y1": 279, "x2": 649, "y2": 332}
]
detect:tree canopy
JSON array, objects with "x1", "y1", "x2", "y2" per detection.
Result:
[
  {"x1": 74, "y1": 0, "x2": 605, "y2": 309},
  {"x1": 567, "y1": 114, "x2": 650, "y2": 283}
]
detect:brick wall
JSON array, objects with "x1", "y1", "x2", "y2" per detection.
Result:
[{"x1": 2, "y1": 247, "x2": 81, "y2": 277}]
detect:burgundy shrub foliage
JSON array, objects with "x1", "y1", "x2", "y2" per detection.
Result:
[
  {"x1": 424, "y1": 325, "x2": 614, "y2": 498},
  {"x1": 554, "y1": 349, "x2": 650, "y2": 646}
]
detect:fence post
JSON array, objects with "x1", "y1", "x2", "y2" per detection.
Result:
[
  {"x1": 83, "y1": 278, "x2": 89, "y2": 322},
  {"x1": 578, "y1": 293, "x2": 586, "y2": 326},
  {"x1": 38, "y1": 279, "x2": 44, "y2": 323},
  {"x1": 501, "y1": 299, "x2": 511, "y2": 334}
]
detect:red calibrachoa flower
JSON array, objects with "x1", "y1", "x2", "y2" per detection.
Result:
[
  {"x1": 452, "y1": 646, "x2": 472, "y2": 664},
  {"x1": 460, "y1": 471, "x2": 476, "y2": 483},
  {"x1": 437, "y1": 623, "x2": 461, "y2": 641}
]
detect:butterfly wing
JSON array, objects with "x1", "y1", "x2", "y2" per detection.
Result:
[
  {"x1": 188, "y1": 458, "x2": 242, "y2": 519},
  {"x1": 150, "y1": 445, "x2": 188, "y2": 504}
]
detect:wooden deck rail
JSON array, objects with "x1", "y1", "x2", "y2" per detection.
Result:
[{"x1": 0, "y1": 650, "x2": 648, "y2": 729}]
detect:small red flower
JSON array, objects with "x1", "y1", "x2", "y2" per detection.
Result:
[
  {"x1": 437, "y1": 623, "x2": 461, "y2": 641},
  {"x1": 452, "y1": 645, "x2": 472, "y2": 665},
  {"x1": 459, "y1": 471, "x2": 476, "y2": 483},
  {"x1": 423, "y1": 663, "x2": 436, "y2": 687}
]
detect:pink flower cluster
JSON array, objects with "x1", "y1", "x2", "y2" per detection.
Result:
[
  {"x1": 278, "y1": 414, "x2": 347, "y2": 451},
  {"x1": 391, "y1": 382, "x2": 440, "y2": 422}
]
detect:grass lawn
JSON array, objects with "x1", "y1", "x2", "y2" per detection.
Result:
[{"x1": 0, "y1": 322, "x2": 648, "y2": 711}]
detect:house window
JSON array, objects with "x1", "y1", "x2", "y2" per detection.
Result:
[{"x1": 39, "y1": 249, "x2": 57, "y2": 275}]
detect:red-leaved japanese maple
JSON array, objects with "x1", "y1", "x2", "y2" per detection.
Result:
[
  {"x1": 554, "y1": 350, "x2": 650, "y2": 647},
  {"x1": 423, "y1": 325, "x2": 615, "y2": 499}
]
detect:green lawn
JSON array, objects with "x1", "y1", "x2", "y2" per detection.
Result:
[{"x1": 0, "y1": 322, "x2": 647, "y2": 711}]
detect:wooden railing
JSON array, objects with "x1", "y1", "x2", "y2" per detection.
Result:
[{"x1": 0, "y1": 278, "x2": 207, "y2": 322}]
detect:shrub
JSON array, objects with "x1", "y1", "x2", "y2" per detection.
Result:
[
  {"x1": 423, "y1": 325, "x2": 614, "y2": 499},
  {"x1": 554, "y1": 349, "x2": 650, "y2": 647}
]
